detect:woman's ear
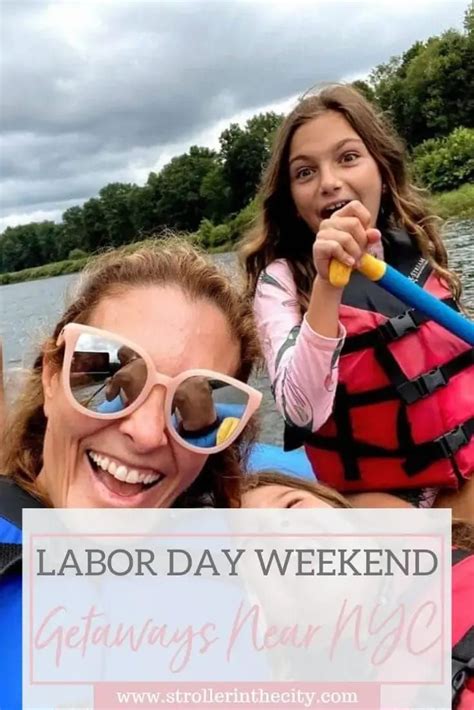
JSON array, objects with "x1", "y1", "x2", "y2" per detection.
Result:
[{"x1": 41, "y1": 357, "x2": 59, "y2": 419}]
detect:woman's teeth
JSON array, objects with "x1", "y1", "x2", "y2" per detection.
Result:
[{"x1": 88, "y1": 451, "x2": 163, "y2": 486}]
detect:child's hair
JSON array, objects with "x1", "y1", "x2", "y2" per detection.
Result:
[
  {"x1": 240, "y1": 83, "x2": 461, "y2": 311},
  {"x1": 241, "y1": 470, "x2": 351, "y2": 508},
  {"x1": 452, "y1": 518, "x2": 474, "y2": 552}
]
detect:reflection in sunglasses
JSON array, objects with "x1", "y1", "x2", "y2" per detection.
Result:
[
  {"x1": 71, "y1": 351, "x2": 111, "y2": 374},
  {"x1": 105, "y1": 356, "x2": 147, "y2": 407},
  {"x1": 216, "y1": 416, "x2": 240, "y2": 445},
  {"x1": 63, "y1": 323, "x2": 261, "y2": 452},
  {"x1": 173, "y1": 377, "x2": 217, "y2": 435}
]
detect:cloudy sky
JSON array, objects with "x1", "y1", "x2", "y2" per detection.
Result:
[{"x1": 0, "y1": 0, "x2": 467, "y2": 232}]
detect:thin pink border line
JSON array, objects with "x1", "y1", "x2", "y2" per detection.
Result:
[
  {"x1": 27, "y1": 532, "x2": 446, "y2": 686},
  {"x1": 28, "y1": 679, "x2": 448, "y2": 687},
  {"x1": 29, "y1": 531, "x2": 34, "y2": 685},
  {"x1": 31, "y1": 532, "x2": 443, "y2": 538}
]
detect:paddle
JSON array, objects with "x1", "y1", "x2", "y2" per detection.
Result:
[{"x1": 329, "y1": 256, "x2": 474, "y2": 346}]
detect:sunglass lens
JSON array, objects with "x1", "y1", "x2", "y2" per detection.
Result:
[
  {"x1": 69, "y1": 334, "x2": 147, "y2": 413},
  {"x1": 171, "y1": 375, "x2": 249, "y2": 449}
]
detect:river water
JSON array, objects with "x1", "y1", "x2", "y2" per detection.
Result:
[{"x1": 1, "y1": 220, "x2": 472, "y2": 445}]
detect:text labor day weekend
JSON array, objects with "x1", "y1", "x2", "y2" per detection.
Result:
[{"x1": 35, "y1": 545, "x2": 439, "y2": 577}]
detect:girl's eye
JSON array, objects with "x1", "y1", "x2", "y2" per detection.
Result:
[
  {"x1": 286, "y1": 496, "x2": 302, "y2": 509},
  {"x1": 295, "y1": 166, "x2": 314, "y2": 180},
  {"x1": 341, "y1": 151, "x2": 359, "y2": 163}
]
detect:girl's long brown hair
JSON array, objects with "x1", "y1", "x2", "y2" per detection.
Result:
[
  {"x1": 1, "y1": 238, "x2": 261, "y2": 508},
  {"x1": 240, "y1": 84, "x2": 461, "y2": 312}
]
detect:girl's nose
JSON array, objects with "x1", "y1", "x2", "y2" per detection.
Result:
[
  {"x1": 319, "y1": 163, "x2": 343, "y2": 195},
  {"x1": 118, "y1": 387, "x2": 169, "y2": 452}
]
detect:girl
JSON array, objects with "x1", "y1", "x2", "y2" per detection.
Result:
[
  {"x1": 241, "y1": 84, "x2": 473, "y2": 511},
  {"x1": 242, "y1": 469, "x2": 351, "y2": 509}
]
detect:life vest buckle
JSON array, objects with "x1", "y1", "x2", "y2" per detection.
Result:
[
  {"x1": 452, "y1": 656, "x2": 474, "y2": 707},
  {"x1": 436, "y1": 425, "x2": 470, "y2": 458},
  {"x1": 397, "y1": 367, "x2": 447, "y2": 404},
  {"x1": 379, "y1": 310, "x2": 419, "y2": 343}
]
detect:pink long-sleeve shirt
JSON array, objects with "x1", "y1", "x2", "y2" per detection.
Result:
[{"x1": 253, "y1": 258, "x2": 345, "y2": 433}]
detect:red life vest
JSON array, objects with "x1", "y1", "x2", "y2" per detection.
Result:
[
  {"x1": 452, "y1": 548, "x2": 474, "y2": 709},
  {"x1": 286, "y1": 230, "x2": 474, "y2": 493}
]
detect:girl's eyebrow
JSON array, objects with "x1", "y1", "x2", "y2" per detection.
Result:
[{"x1": 289, "y1": 137, "x2": 364, "y2": 166}]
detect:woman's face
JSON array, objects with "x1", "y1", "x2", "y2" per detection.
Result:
[
  {"x1": 289, "y1": 110, "x2": 383, "y2": 232},
  {"x1": 38, "y1": 286, "x2": 241, "y2": 508},
  {"x1": 242, "y1": 483, "x2": 334, "y2": 509}
]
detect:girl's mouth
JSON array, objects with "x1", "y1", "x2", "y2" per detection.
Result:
[
  {"x1": 86, "y1": 449, "x2": 165, "y2": 498},
  {"x1": 320, "y1": 199, "x2": 352, "y2": 220}
]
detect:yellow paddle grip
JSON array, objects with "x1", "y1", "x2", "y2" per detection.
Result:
[
  {"x1": 216, "y1": 417, "x2": 240, "y2": 445},
  {"x1": 328, "y1": 260, "x2": 352, "y2": 288},
  {"x1": 329, "y1": 254, "x2": 386, "y2": 287}
]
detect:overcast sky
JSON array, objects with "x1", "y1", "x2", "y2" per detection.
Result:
[{"x1": 0, "y1": 0, "x2": 468, "y2": 232}]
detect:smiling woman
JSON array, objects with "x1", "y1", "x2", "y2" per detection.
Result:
[
  {"x1": 0, "y1": 237, "x2": 262, "y2": 708},
  {"x1": 1, "y1": 238, "x2": 261, "y2": 511}
]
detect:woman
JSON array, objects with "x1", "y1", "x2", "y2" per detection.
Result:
[
  {"x1": 0, "y1": 238, "x2": 262, "y2": 709},
  {"x1": 240, "y1": 84, "x2": 473, "y2": 511}
]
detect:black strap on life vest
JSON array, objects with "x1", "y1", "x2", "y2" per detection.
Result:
[
  {"x1": 452, "y1": 548, "x2": 474, "y2": 708},
  {"x1": 405, "y1": 417, "x2": 474, "y2": 475},
  {"x1": 342, "y1": 298, "x2": 456, "y2": 355},
  {"x1": 372, "y1": 343, "x2": 474, "y2": 407},
  {"x1": 334, "y1": 348, "x2": 474, "y2": 410},
  {"x1": 331, "y1": 385, "x2": 361, "y2": 481}
]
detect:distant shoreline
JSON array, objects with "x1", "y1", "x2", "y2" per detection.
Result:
[
  {"x1": 0, "y1": 239, "x2": 232, "y2": 286},
  {"x1": 1, "y1": 184, "x2": 473, "y2": 286}
]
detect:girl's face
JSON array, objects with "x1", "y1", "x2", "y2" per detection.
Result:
[
  {"x1": 242, "y1": 484, "x2": 333, "y2": 509},
  {"x1": 38, "y1": 285, "x2": 241, "y2": 509},
  {"x1": 289, "y1": 110, "x2": 383, "y2": 233}
]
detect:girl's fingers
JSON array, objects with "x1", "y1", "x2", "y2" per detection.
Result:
[
  {"x1": 314, "y1": 239, "x2": 355, "y2": 279},
  {"x1": 366, "y1": 227, "x2": 382, "y2": 243},
  {"x1": 316, "y1": 227, "x2": 363, "y2": 261},
  {"x1": 325, "y1": 216, "x2": 368, "y2": 248},
  {"x1": 335, "y1": 200, "x2": 372, "y2": 229}
]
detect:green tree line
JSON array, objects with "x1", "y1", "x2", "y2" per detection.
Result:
[{"x1": 1, "y1": 5, "x2": 472, "y2": 274}]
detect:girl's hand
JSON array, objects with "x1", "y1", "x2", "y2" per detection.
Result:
[{"x1": 313, "y1": 200, "x2": 381, "y2": 283}]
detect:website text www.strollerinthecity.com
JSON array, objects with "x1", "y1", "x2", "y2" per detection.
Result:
[{"x1": 103, "y1": 685, "x2": 363, "y2": 708}]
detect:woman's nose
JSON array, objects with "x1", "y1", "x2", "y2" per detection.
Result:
[{"x1": 118, "y1": 387, "x2": 169, "y2": 452}]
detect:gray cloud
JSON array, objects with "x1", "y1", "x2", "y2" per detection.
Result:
[{"x1": 0, "y1": 0, "x2": 467, "y2": 224}]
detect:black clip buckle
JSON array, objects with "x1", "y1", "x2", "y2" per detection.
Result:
[
  {"x1": 437, "y1": 425, "x2": 469, "y2": 458},
  {"x1": 397, "y1": 367, "x2": 447, "y2": 405},
  {"x1": 452, "y1": 657, "x2": 474, "y2": 706},
  {"x1": 380, "y1": 311, "x2": 418, "y2": 343}
]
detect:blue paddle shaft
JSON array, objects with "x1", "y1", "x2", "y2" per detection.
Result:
[{"x1": 380, "y1": 265, "x2": 474, "y2": 346}]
